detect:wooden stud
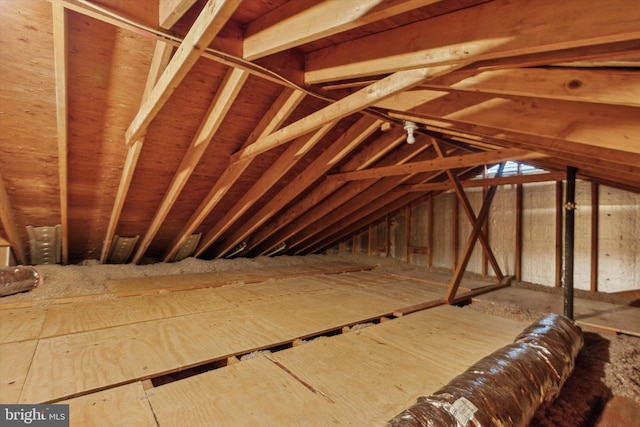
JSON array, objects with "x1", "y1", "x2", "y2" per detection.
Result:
[
  {"x1": 427, "y1": 195, "x2": 433, "y2": 271},
  {"x1": 555, "y1": 180, "x2": 564, "y2": 287},
  {"x1": 591, "y1": 182, "x2": 599, "y2": 293},
  {"x1": 405, "y1": 205, "x2": 410, "y2": 263},
  {"x1": 52, "y1": 1, "x2": 69, "y2": 264},
  {"x1": 451, "y1": 195, "x2": 458, "y2": 271}
]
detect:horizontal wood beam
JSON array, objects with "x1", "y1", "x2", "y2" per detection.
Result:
[
  {"x1": 329, "y1": 148, "x2": 544, "y2": 182},
  {"x1": 305, "y1": 0, "x2": 640, "y2": 83},
  {"x1": 402, "y1": 171, "x2": 567, "y2": 191},
  {"x1": 244, "y1": 0, "x2": 434, "y2": 60},
  {"x1": 125, "y1": 0, "x2": 242, "y2": 145},
  {"x1": 230, "y1": 65, "x2": 459, "y2": 163},
  {"x1": 423, "y1": 68, "x2": 640, "y2": 107}
]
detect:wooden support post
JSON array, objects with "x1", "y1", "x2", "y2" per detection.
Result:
[
  {"x1": 385, "y1": 214, "x2": 390, "y2": 258},
  {"x1": 368, "y1": 224, "x2": 373, "y2": 256},
  {"x1": 445, "y1": 163, "x2": 505, "y2": 303},
  {"x1": 515, "y1": 179, "x2": 523, "y2": 281},
  {"x1": 564, "y1": 167, "x2": 577, "y2": 319},
  {"x1": 555, "y1": 180, "x2": 564, "y2": 287},
  {"x1": 591, "y1": 182, "x2": 599, "y2": 293},
  {"x1": 431, "y1": 139, "x2": 504, "y2": 282},
  {"x1": 427, "y1": 195, "x2": 433, "y2": 271},
  {"x1": 405, "y1": 205, "x2": 411, "y2": 263},
  {"x1": 451, "y1": 195, "x2": 458, "y2": 270}
]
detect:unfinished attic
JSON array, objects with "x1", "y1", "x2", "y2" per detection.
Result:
[{"x1": 1, "y1": 0, "x2": 639, "y2": 425}]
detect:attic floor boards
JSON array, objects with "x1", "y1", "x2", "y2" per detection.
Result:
[
  {"x1": 59, "y1": 306, "x2": 527, "y2": 427},
  {"x1": 0, "y1": 260, "x2": 496, "y2": 407}
]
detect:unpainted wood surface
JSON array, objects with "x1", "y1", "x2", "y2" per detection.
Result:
[
  {"x1": 145, "y1": 306, "x2": 527, "y2": 426},
  {"x1": 149, "y1": 357, "x2": 337, "y2": 426},
  {"x1": 61, "y1": 381, "x2": 156, "y2": 427},
  {"x1": 20, "y1": 308, "x2": 291, "y2": 403},
  {"x1": 0, "y1": 340, "x2": 37, "y2": 403},
  {"x1": 40, "y1": 288, "x2": 236, "y2": 338},
  {"x1": 0, "y1": 307, "x2": 47, "y2": 344},
  {"x1": 104, "y1": 261, "x2": 373, "y2": 294}
]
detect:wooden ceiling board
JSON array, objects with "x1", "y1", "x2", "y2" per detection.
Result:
[
  {"x1": 1, "y1": 0, "x2": 637, "y2": 262},
  {"x1": 0, "y1": 0, "x2": 60, "y2": 239},
  {"x1": 65, "y1": 13, "x2": 156, "y2": 261}
]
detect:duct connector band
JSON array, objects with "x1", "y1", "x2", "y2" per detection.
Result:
[
  {"x1": 387, "y1": 313, "x2": 583, "y2": 427},
  {"x1": 0, "y1": 266, "x2": 41, "y2": 297}
]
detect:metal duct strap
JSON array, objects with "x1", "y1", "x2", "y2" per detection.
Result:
[{"x1": 387, "y1": 313, "x2": 583, "y2": 427}]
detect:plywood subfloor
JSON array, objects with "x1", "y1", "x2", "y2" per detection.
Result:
[
  {"x1": 104, "y1": 260, "x2": 374, "y2": 295},
  {"x1": 73, "y1": 306, "x2": 527, "y2": 426},
  {"x1": 12, "y1": 268, "x2": 457, "y2": 404}
]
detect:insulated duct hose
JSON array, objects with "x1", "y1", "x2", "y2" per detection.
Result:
[
  {"x1": 0, "y1": 266, "x2": 41, "y2": 297},
  {"x1": 387, "y1": 313, "x2": 583, "y2": 427}
]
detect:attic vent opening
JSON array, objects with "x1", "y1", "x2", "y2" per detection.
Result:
[
  {"x1": 172, "y1": 233, "x2": 201, "y2": 262},
  {"x1": 26, "y1": 225, "x2": 62, "y2": 265},
  {"x1": 108, "y1": 235, "x2": 140, "y2": 264},
  {"x1": 264, "y1": 242, "x2": 286, "y2": 257}
]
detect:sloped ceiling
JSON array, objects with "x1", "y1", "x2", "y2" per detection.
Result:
[{"x1": 0, "y1": 0, "x2": 638, "y2": 265}]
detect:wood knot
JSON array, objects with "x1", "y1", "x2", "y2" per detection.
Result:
[{"x1": 567, "y1": 79, "x2": 582, "y2": 90}]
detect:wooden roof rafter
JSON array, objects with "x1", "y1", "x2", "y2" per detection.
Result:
[
  {"x1": 100, "y1": 41, "x2": 174, "y2": 264},
  {"x1": 293, "y1": 158, "x2": 457, "y2": 255},
  {"x1": 131, "y1": 67, "x2": 250, "y2": 264},
  {"x1": 189, "y1": 121, "x2": 337, "y2": 261},
  {"x1": 304, "y1": 0, "x2": 640, "y2": 84},
  {"x1": 243, "y1": 0, "x2": 437, "y2": 61},
  {"x1": 125, "y1": 0, "x2": 243, "y2": 145},
  {"x1": 210, "y1": 116, "x2": 384, "y2": 259},
  {"x1": 254, "y1": 133, "x2": 430, "y2": 257},
  {"x1": 164, "y1": 87, "x2": 307, "y2": 261}
]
